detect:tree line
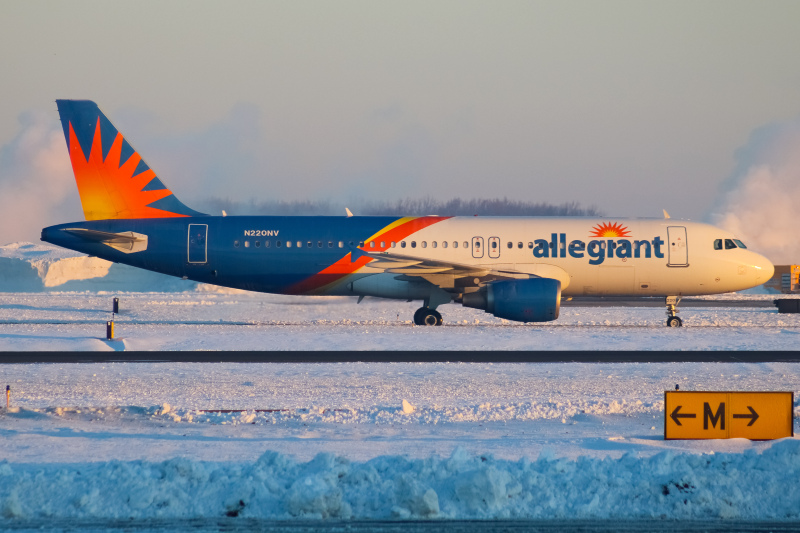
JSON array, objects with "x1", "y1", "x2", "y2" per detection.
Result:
[{"x1": 200, "y1": 197, "x2": 602, "y2": 217}]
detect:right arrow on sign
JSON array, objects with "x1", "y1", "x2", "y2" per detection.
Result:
[
  {"x1": 670, "y1": 405, "x2": 697, "y2": 426},
  {"x1": 733, "y1": 406, "x2": 759, "y2": 426}
]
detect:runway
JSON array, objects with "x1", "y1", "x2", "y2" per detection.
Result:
[{"x1": 1, "y1": 350, "x2": 800, "y2": 363}]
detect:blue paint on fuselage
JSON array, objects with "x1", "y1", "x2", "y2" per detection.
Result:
[{"x1": 41, "y1": 216, "x2": 401, "y2": 293}]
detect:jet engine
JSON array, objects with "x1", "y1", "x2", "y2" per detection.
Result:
[{"x1": 461, "y1": 278, "x2": 561, "y2": 323}]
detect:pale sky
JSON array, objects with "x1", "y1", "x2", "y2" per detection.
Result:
[{"x1": 1, "y1": 1, "x2": 800, "y2": 248}]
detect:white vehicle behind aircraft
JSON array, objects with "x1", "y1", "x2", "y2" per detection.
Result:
[{"x1": 42, "y1": 100, "x2": 774, "y2": 327}]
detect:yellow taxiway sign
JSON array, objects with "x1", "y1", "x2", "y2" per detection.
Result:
[{"x1": 665, "y1": 391, "x2": 793, "y2": 440}]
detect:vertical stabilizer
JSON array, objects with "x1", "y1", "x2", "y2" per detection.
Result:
[{"x1": 55, "y1": 100, "x2": 205, "y2": 220}]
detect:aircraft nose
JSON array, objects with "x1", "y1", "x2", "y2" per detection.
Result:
[{"x1": 753, "y1": 253, "x2": 774, "y2": 283}]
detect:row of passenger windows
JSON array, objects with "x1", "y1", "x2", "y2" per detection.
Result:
[
  {"x1": 713, "y1": 238, "x2": 747, "y2": 250},
  {"x1": 232, "y1": 239, "x2": 540, "y2": 250},
  {"x1": 233, "y1": 237, "x2": 751, "y2": 252}
]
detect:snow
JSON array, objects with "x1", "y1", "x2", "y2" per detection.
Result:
[
  {"x1": 0, "y1": 242, "x2": 196, "y2": 292},
  {"x1": 1, "y1": 243, "x2": 800, "y2": 523},
  {"x1": 3, "y1": 441, "x2": 800, "y2": 520},
  {"x1": 1, "y1": 361, "x2": 799, "y2": 521},
  {"x1": 0, "y1": 291, "x2": 799, "y2": 351}
]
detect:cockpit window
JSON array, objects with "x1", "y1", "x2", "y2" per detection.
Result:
[
  {"x1": 713, "y1": 239, "x2": 722, "y2": 250},
  {"x1": 724, "y1": 239, "x2": 736, "y2": 249},
  {"x1": 733, "y1": 239, "x2": 747, "y2": 249}
]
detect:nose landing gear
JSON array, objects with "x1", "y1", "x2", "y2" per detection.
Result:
[
  {"x1": 666, "y1": 296, "x2": 682, "y2": 327},
  {"x1": 413, "y1": 307, "x2": 443, "y2": 326}
]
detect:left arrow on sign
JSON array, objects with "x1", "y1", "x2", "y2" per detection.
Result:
[
  {"x1": 670, "y1": 405, "x2": 697, "y2": 426},
  {"x1": 733, "y1": 406, "x2": 759, "y2": 426}
]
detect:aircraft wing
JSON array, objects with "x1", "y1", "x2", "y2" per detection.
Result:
[{"x1": 353, "y1": 248, "x2": 546, "y2": 292}]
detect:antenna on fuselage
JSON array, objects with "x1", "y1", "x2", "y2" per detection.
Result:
[
  {"x1": 663, "y1": 210, "x2": 670, "y2": 219},
  {"x1": 345, "y1": 208, "x2": 354, "y2": 217}
]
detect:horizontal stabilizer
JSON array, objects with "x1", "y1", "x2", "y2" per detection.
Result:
[{"x1": 63, "y1": 228, "x2": 148, "y2": 254}]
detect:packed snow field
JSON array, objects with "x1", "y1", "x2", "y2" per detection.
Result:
[
  {"x1": 1, "y1": 362, "x2": 799, "y2": 522},
  {"x1": 1, "y1": 291, "x2": 799, "y2": 352}
]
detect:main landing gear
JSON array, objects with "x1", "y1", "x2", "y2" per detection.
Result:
[
  {"x1": 666, "y1": 296, "x2": 682, "y2": 327},
  {"x1": 413, "y1": 307, "x2": 442, "y2": 326}
]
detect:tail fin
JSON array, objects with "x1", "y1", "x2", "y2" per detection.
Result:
[{"x1": 56, "y1": 100, "x2": 206, "y2": 220}]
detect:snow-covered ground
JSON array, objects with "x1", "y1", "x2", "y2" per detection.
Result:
[
  {"x1": 1, "y1": 361, "x2": 799, "y2": 521},
  {"x1": 0, "y1": 291, "x2": 799, "y2": 351}
]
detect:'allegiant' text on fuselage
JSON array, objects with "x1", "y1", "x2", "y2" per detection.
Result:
[{"x1": 533, "y1": 234, "x2": 665, "y2": 265}]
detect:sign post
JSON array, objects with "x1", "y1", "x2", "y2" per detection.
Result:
[{"x1": 665, "y1": 391, "x2": 793, "y2": 440}]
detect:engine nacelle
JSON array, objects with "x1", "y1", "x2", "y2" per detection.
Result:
[{"x1": 462, "y1": 278, "x2": 561, "y2": 322}]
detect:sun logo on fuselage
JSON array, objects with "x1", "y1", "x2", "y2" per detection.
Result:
[{"x1": 589, "y1": 222, "x2": 631, "y2": 238}]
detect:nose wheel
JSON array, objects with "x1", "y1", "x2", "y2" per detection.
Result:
[
  {"x1": 666, "y1": 316, "x2": 683, "y2": 327},
  {"x1": 666, "y1": 296, "x2": 682, "y2": 327},
  {"x1": 414, "y1": 307, "x2": 443, "y2": 326}
]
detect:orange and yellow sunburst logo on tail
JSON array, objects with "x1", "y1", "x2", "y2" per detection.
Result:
[
  {"x1": 56, "y1": 99, "x2": 205, "y2": 221},
  {"x1": 589, "y1": 222, "x2": 631, "y2": 238}
]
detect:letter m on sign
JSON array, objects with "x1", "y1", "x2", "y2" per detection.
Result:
[{"x1": 704, "y1": 402, "x2": 725, "y2": 430}]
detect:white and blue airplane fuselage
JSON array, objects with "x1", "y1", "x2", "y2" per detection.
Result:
[{"x1": 41, "y1": 100, "x2": 774, "y2": 327}]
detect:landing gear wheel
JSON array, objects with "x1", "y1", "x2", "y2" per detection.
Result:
[
  {"x1": 665, "y1": 296, "x2": 682, "y2": 328},
  {"x1": 666, "y1": 316, "x2": 683, "y2": 328},
  {"x1": 413, "y1": 307, "x2": 442, "y2": 326}
]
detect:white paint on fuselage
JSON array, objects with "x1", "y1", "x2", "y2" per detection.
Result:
[{"x1": 348, "y1": 217, "x2": 773, "y2": 297}]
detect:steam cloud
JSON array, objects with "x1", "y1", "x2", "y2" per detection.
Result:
[
  {"x1": 710, "y1": 117, "x2": 800, "y2": 264},
  {"x1": 0, "y1": 111, "x2": 81, "y2": 245}
]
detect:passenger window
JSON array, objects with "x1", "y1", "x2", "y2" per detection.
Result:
[
  {"x1": 518, "y1": 242, "x2": 523, "y2": 249},
  {"x1": 255, "y1": 241, "x2": 260, "y2": 248},
  {"x1": 359, "y1": 241, "x2": 364, "y2": 248},
  {"x1": 734, "y1": 239, "x2": 747, "y2": 249},
  {"x1": 422, "y1": 241, "x2": 427, "y2": 248},
  {"x1": 380, "y1": 241, "x2": 385, "y2": 248},
  {"x1": 401, "y1": 241, "x2": 406, "y2": 248},
  {"x1": 234, "y1": 240, "x2": 240, "y2": 248},
  {"x1": 411, "y1": 241, "x2": 417, "y2": 248},
  {"x1": 244, "y1": 241, "x2": 250, "y2": 248},
  {"x1": 714, "y1": 239, "x2": 722, "y2": 250},
  {"x1": 442, "y1": 241, "x2": 448, "y2": 248},
  {"x1": 318, "y1": 241, "x2": 323, "y2": 248},
  {"x1": 391, "y1": 241, "x2": 396, "y2": 248},
  {"x1": 338, "y1": 241, "x2": 343, "y2": 248},
  {"x1": 725, "y1": 239, "x2": 736, "y2": 249},
  {"x1": 286, "y1": 241, "x2": 292, "y2": 248},
  {"x1": 328, "y1": 241, "x2": 333, "y2": 248},
  {"x1": 297, "y1": 241, "x2": 302, "y2": 248},
  {"x1": 432, "y1": 241, "x2": 438, "y2": 248},
  {"x1": 369, "y1": 241, "x2": 375, "y2": 248},
  {"x1": 276, "y1": 241, "x2": 282, "y2": 248},
  {"x1": 527, "y1": 242, "x2": 533, "y2": 249},
  {"x1": 307, "y1": 241, "x2": 312, "y2": 248},
  {"x1": 265, "y1": 240, "x2": 270, "y2": 248},
  {"x1": 506, "y1": 242, "x2": 511, "y2": 249},
  {"x1": 463, "y1": 241, "x2": 468, "y2": 248}
]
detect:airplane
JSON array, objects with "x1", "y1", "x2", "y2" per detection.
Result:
[{"x1": 41, "y1": 100, "x2": 774, "y2": 327}]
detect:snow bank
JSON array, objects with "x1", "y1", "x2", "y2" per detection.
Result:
[
  {"x1": 0, "y1": 242, "x2": 195, "y2": 292},
  {"x1": 2, "y1": 443, "x2": 800, "y2": 521}
]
